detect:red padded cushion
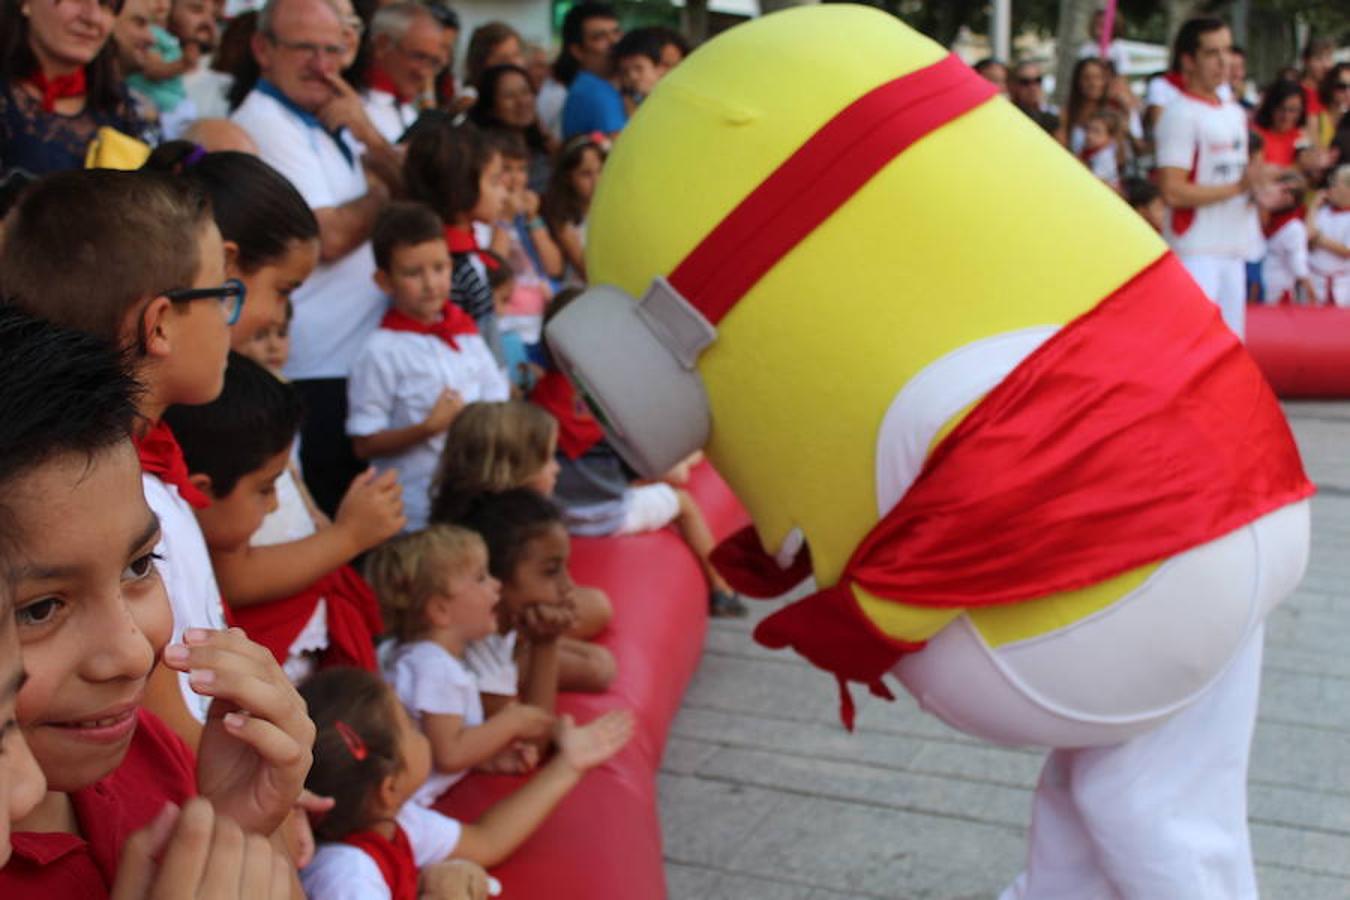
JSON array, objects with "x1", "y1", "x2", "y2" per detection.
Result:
[
  {"x1": 434, "y1": 464, "x2": 747, "y2": 899},
  {"x1": 1247, "y1": 305, "x2": 1350, "y2": 398}
]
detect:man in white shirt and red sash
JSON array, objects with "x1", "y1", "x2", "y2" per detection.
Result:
[{"x1": 1155, "y1": 17, "x2": 1274, "y2": 341}]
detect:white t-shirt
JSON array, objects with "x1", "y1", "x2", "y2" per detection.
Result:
[
  {"x1": 1146, "y1": 75, "x2": 1232, "y2": 112},
  {"x1": 347, "y1": 327, "x2": 509, "y2": 531},
  {"x1": 463, "y1": 631, "x2": 519, "y2": 696},
  {"x1": 1082, "y1": 143, "x2": 1120, "y2": 187},
  {"x1": 182, "y1": 60, "x2": 232, "y2": 121},
  {"x1": 385, "y1": 640, "x2": 484, "y2": 805},
  {"x1": 361, "y1": 87, "x2": 419, "y2": 144},
  {"x1": 143, "y1": 474, "x2": 227, "y2": 723},
  {"x1": 1309, "y1": 205, "x2": 1350, "y2": 306},
  {"x1": 232, "y1": 86, "x2": 385, "y2": 380},
  {"x1": 1263, "y1": 218, "x2": 1309, "y2": 302},
  {"x1": 1156, "y1": 91, "x2": 1250, "y2": 258},
  {"x1": 536, "y1": 77, "x2": 566, "y2": 142},
  {"x1": 301, "y1": 802, "x2": 463, "y2": 900}
]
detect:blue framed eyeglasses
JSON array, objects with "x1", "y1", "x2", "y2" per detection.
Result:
[{"x1": 164, "y1": 279, "x2": 246, "y2": 326}]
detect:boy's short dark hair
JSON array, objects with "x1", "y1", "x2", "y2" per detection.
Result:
[
  {"x1": 1122, "y1": 177, "x2": 1159, "y2": 210},
  {"x1": 371, "y1": 202, "x2": 446, "y2": 273},
  {"x1": 0, "y1": 169, "x2": 212, "y2": 348},
  {"x1": 164, "y1": 351, "x2": 302, "y2": 497},
  {"x1": 613, "y1": 27, "x2": 665, "y2": 65},
  {"x1": 0, "y1": 304, "x2": 140, "y2": 567},
  {"x1": 483, "y1": 126, "x2": 528, "y2": 161},
  {"x1": 458, "y1": 488, "x2": 563, "y2": 580}
]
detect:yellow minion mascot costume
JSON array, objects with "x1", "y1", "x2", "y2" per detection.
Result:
[{"x1": 546, "y1": 7, "x2": 1314, "y2": 897}]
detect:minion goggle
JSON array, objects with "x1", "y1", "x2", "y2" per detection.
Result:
[{"x1": 545, "y1": 55, "x2": 994, "y2": 477}]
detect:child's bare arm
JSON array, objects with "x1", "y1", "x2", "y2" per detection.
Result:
[
  {"x1": 553, "y1": 223, "x2": 587, "y2": 282},
  {"x1": 138, "y1": 42, "x2": 199, "y2": 81},
  {"x1": 515, "y1": 603, "x2": 574, "y2": 713},
  {"x1": 451, "y1": 711, "x2": 634, "y2": 867},
  {"x1": 351, "y1": 388, "x2": 463, "y2": 460},
  {"x1": 209, "y1": 469, "x2": 404, "y2": 606},
  {"x1": 521, "y1": 195, "x2": 564, "y2": 278},
  {"x1": 422, "y1": 705, "x2": 554, "y2": 774}
]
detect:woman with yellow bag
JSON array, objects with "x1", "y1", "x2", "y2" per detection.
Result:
[{"x1": 0, "y1": 0, "x2": 148, "y2": 208}]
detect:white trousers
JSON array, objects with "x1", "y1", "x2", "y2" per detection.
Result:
[
  {"x1": 999, "y1": 624, "x2": 1264, "y2": 900},
  {"x1": 1180, "y1": 254, "x2": 1247, "y2": 342}
]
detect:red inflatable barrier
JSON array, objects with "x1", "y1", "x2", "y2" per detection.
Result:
[
  {"x1": 1247, "y1": 304, "x2": 1350, "y2": 398},
  {"x1": 435, "y1": 464, "x2": 749, "y2": 899}
]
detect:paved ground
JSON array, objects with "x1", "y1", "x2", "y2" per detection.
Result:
[{"x1": 659, "y1": 400, "x2": 1350, "y2": 900}]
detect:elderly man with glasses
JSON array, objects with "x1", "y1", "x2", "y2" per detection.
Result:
[
  {"x1": 362, "y1": 1, "x2": 448, "y2": 142},
  {"x1": 230, "y1": 0, "x2": 394, "y2": 516}
]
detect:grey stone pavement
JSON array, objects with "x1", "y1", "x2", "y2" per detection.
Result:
[{"x1": 659, "y1": 400, "x2": 1350, "y2": 900}]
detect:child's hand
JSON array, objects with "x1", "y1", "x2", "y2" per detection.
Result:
[
  {"x1": 521, "y1": 189, "x2": 541, "y2": 219},
  {"x1": 423, "y1": 388, "x2": 465, "y2": 436},
  {"x1": 111, "y1": 798, "x2": 293, "y2": 900},
  {"x1": 501, "y1": 702, "x2": 555, "y2": 742},
  {"x1": 517, "y1": 602, "x2": 576, "y2": 642},
  {"x1": 556, "y1": 710, "x2": 634, "y2": 774},
  {"x1": 163, "y1": 628, "x2": 316, "y2": 837},
  {"x1": 285, "y1": 788, "x2": 334, "y2": 868},
  {"x1": 335, "y1": 467, "x2": 406, "y2": 552},
  {"x1": 477, "y1": 740, "x2": 540, "y2": 774},
  {"x1": 419, "y1": 859, "x2": 497, "y2": 900}
]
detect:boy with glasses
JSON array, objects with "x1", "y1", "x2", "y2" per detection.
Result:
[{"x1": 0, "y1": 169, "x2": 245, "y2": 743}]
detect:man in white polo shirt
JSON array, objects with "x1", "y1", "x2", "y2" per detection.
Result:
[
  {"x1": 1155, "y1": 17, "x2": 1272, "y2": 341},
  {"x1": 232, "y1": 0, "x2": 389, "y2": 513}
]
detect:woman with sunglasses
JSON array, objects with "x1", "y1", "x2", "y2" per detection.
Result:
[{"x1": 0, "y1": 0, "x2": 147, "y2": 195}]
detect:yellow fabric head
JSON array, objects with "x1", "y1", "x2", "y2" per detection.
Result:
[{"x1": 588, "y1": 6, "x2": 1164, "y2": 589}]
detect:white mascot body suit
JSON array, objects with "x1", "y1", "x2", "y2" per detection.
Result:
[{"x1": 546, "y1": 7, "x2": 1313, "y2": 897}]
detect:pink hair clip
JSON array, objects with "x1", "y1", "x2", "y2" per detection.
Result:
[{"x1": 335, "y1": 720, "x2": 368, "y2": 761}]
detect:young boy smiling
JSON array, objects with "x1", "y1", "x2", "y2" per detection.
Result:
[
  {"x1": 0, "y1": 305, "x2": 311, "y2": 897},
  {"x1": 0, "y1": 169, "x2": 242, "y2": 742}
]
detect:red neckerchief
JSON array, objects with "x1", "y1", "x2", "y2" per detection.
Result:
[
  {"x1": 25, "y1": 68, "x2": 86, "y2": 112},
  {"x1": 134, "y1": 420, "x2": 211, "y2": 510},
  {"x1": 230, "y1": 565, "x2": 382, "y2": 671},
  {"x1": 1079, "y1": 143, "x2": 1108, "y2": 164},
  {"x1": 342, "y1": 824, "x2": 418, "y2": 900},
  {"x1": 713, "y1": 253, "x2": 1315, "y2": 730},
  {"x1": 530, "y1": 369, "x2": 605, "y2": 459},
  {"x1": 444, "y1": 225, "x2": 501, "y2": 272},
  {"x1": 380, "y1": 301, "x2": 479, "y2": 351},
  {"x1": 367, "y1": 65, "x2": 413, "y2": 104},
  {"x1": 1263, "y1": 206, "x2": 1305, "y2": 238}
]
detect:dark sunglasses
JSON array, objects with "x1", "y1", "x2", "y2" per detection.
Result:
[
  {"x1": 1015, "y1": 76, "x2": 1042, "y2": 86},
  {"x1": 164, "y1": 279, "x2": 246, "y2": 326}
]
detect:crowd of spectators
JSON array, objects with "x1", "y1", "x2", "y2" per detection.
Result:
[
  {"x1": 0, "y1": 1, "x2": 1347, "y2": 897},
  {"x1": 0, "y1": 0, "x2": 725, "y2": 896},
  {"x1": 978, "y1": 17, "x2": 1350, "y2": 334}
]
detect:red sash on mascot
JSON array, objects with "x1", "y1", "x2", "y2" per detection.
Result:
[
  {"x1": 715, "y1": 253, "x2": 1315, "y2": 728},
  {"x1": 232, "y1": 565, "x2": 382, "y2": 672}
]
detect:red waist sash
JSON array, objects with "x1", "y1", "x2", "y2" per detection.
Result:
[
  {"x1": 231, "y1": 565, "x2": 382, "y2": 672},
  {"x1": 714, "y1": 252, "x2": 1315, "y2": 729}
]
